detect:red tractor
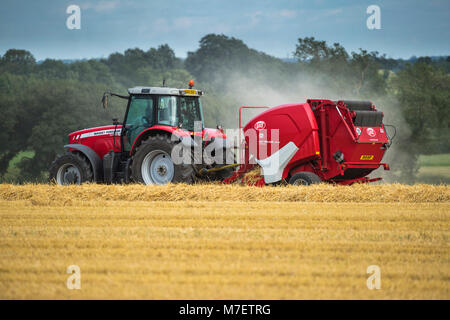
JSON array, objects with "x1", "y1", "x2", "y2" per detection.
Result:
[{"x1": 49, "y1": 81, "x2": 234, "y2": 185}]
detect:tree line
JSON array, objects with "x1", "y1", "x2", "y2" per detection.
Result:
[{"x1": 0, "y1": 34, "x2": 448, "y2": 183}]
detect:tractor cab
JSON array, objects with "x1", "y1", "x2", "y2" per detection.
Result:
[{"x1": 122, "y1": 86, "x2": 205, "y2": 152}]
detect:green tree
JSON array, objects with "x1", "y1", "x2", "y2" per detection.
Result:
[
  {"x1": 294, "y1": 37, "x2": 385, "y2": 96},
  {"x1": 393, "y1": 62, "x2": 450, "y2": 156},
  {"x1": 185, "y1": 34, "x2": 250, "y2": 83},
  {"x1": 350, "y1": 49, "x2": 386, "y2": 96},
  {"x1": 0, "y1": 49, "x2": 36, "y2": 74}
]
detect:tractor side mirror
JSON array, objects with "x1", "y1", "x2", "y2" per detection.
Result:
[{"x1": 102, "y1": 93, "x2": 109, "y2": 109}]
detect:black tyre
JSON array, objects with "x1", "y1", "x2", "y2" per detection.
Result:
[
  {"x1": 288, "y1": 171, "x2": 322, "y2": 186},
  {"x1": 131, "y1": 134, "x2": 194, "y2": 185},
  {"x1": 49, "y1": 151, "x2": 93, "y2": 185}
]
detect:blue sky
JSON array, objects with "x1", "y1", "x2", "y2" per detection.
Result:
[{"x1": 0, "y1": 0, "x2": 449, "y2": 60}]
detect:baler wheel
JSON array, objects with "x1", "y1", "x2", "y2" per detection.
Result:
[
  {"x1": 288, "y1": 172, "x2": 322, "y2": 186},
  {"x1": 131, "y1": 134, "x2": 194, "y2": 185},
  {"x1": 49, "y1": 151, "x2": 93, "y2": 185}
]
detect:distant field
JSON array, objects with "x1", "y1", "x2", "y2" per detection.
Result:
[
  {"x1": 0, "y1": 184, "x2": 449, "y2": 299},
  {"x1": 418, "y1": 154, "x2": 450, "y2": 167},
  {"x1": 417, "y1": 153, "x2": 450, "y2": 184},
  {"x1": 418, "y1": 166, "x2": 450, "y2": 181}
]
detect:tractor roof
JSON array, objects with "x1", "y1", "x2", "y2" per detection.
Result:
[{"x1": 127, "y1": 86, "x2": 203, "y2": 96}]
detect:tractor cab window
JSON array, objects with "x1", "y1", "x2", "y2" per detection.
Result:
[
  {"x1": 179, "y1": 96, "x2": 204, "y2": 131},
  {"x1": 157, "y1": 96, "x2": 178, "y2": 127},
  {"x1": 123, "y1": 96, "x2": 154, "y2": 151}
]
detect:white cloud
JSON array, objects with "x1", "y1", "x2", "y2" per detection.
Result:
[
  {"x1": 174, "y1": 17, "x2": 194, "y2": 29},
  {"x1": 306, "y1": 8, "x2": 343, "y2": 22},
  {"x1": 324, "y1": 8, "x2": 343, "y2": 17},
  {"x1": 81, "y1": 0, "x2": 120, "y2": 12},
  {"x1": 150, "y1": 16, "x2": 212, "y2": 34},
  {"x1": 247, "y1": 11, "x2": 263, "y2": 26},
  {"x1": 279, "y1": 9, "x2": 297, "y2": 18},
  {"x1": 153, "y1": 18, "x2": 170, "y2": 33}
]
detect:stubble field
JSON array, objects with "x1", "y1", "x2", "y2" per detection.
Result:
[{"x1": 0, "y1": 183, "x2": 449, "y2": 299}]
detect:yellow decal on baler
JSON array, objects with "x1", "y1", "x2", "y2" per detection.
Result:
[{"x1": 360, "y1": 155, "x2": 374, "y2": 160}]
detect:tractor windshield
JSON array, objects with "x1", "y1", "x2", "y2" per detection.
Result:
[
  {"x1": 179, "y1": 96, "x2": 204, "y2": 131},
  {"x1": 157, "y1": 95, "x2": 203, "y2": 131}
]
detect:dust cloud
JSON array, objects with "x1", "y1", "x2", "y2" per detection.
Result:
[{"x1": 209, "y1": 66, "x2": 413, "y2": 183}]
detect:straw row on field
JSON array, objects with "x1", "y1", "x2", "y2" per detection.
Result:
[{"x1": 0, "y1": 183, "x2": 448, "y2": 203}]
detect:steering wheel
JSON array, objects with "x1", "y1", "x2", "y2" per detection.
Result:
[
  {"x1": 142, "y1": 116, "x2": 152, "y2": 126},
  {"x1": 125, "y1": 123, "x2": 137, "y2": 131}
]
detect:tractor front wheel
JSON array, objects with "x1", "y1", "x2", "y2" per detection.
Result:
[
  {"x1": 288, "y1": 172, "x2": 321, "y2": 186},
  {"x1": 131, "y1": 135, "x2": 194, "y2": 185},
  {"x1": 49, "y1": 151, "x2": 93, "y2": 185}
]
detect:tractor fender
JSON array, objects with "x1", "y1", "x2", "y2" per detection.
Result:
[{"x1": 64, "y1": 144, "x2": 103, "y2": 182}]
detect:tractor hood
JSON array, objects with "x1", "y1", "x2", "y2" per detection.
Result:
[
  {"x1": 67, "y1": 125, "x2": 123, "y2": 160},
  {"x1": 69, "y1": 125, "x2": 123, "y2": 143}
]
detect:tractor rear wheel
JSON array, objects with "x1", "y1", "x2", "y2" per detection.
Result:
[
  {"x1": 131, "y1": 134, "x2": 194, "y2": 185},
  {"x1": 49, "y1": 151, "x2": 93, "y2": 185},
  {"x1": 288, "y1": 172, "x2": 321, "y2": 186}
]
